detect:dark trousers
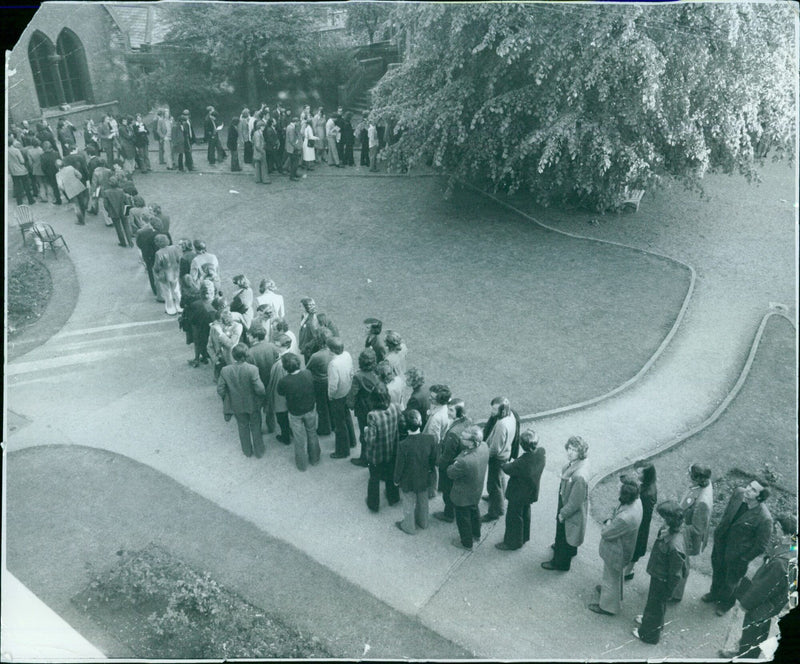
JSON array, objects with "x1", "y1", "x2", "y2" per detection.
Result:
[
  {"x1": 503, "y1": 500, "x2": 531, "y2": 549},
  {"x1": 639, "y1": 576, "x2": 671, "y2": 643},
  {"x1": 289, "y1": 151, "x2": 300, "y2": 179},
  {"x1": 44, "y1": 174, "x2": 62, "y2": 203},
  {"x1": 243, "y1": 141, "x2": 253, "y2": 164},
  {"x1": 342, "y1": 142, "x2": 354, "y2": 165},
  {"x1": 440, "y1": 471, "x2": 455, "y2": 518},
  {"x1": 276, "y1": 411, "x2": 291, "y2": 440},
  {"x1": 486, "y1": 457, "x2": 506, "y2": 518},
  {"x1": 551, "y1": 496, "x2": 578, "y2": 569},
  {"x1": 313, "y1": 381, "x2": 331, "y2": 435},
  {"x1": 367, "y1": 460, "x2": 399, "y2": 512},
  {"x1": 230, "y1": 149, "x2": 241, "y2": 171},
  {"x1": 71, "y1": 189, "x2": 89, "y2": 224},
  {"x1": 135, "y1": 144, "x2": 150, "y2": 172},
  {"x1": 330, "y1": 397, "x2": 356, "y2": 456},
  {"x1": 193, "y1": 325, "x2": 210, "y2": 361},
  {"x1": 266, "y1": 150, "x2": 278, "y2": 173},
  {"x1": 454, "y1": 504, "x2": 482, "y2": 548},
  {"x1": 355, "y1": 411, "x2": 369, "y2": 461},
  {"x1": 207, "y1": 137, "x2": 217, "y2": 164},
  {"x1": 709, "y1": 546, "x2": 749, "y2": 611},
  {"x1": 12, "y1": 174, "x2": 35, "y2": 206},
  {"x1": 738, "y1": 612, "x2": 772, "y2": 657},
  {"x1": 111, "y1": 216, "x2": 129, "y2": 246},
  {"x1": 178, "y1": 151, "x2": 193, "y2": 171},
  {"x1": 234, "y1": 412, "x2": 264, "y2": 457},
  {"x1": 143, "y1": 258, "x2": 157, "y2": 293}
]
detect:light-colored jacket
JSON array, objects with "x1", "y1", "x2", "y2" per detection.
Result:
[
  {"x1": 56, "y1": 164, "x2": 86, "y2": 200},
  {"x1": 558, "y1": 458, "x2": 590, "y2": 547},
  {"x1": 328, "y1": 351, "x2": 354, "y2": 400},
  {"x1": 599, "y1": 499, "x2": 644, "y2": 571},
  {"x1": 680, "y1": 482, "x2": 714, "y2": 556}
]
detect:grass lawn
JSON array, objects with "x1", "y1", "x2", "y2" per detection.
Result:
[
  {"x1": 133, "y1": 173, "x2": 690, "y2": 416},
  {"x1": 589, "y1": 314, "x2": 798, "y2": 575},
  {"x1": 5, "y1": 445, "x2": 470, "y2": 659}
]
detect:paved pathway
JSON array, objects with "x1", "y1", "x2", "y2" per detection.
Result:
[{"x1": 4, "y1": 159, "x2": 795, "y2": 659}]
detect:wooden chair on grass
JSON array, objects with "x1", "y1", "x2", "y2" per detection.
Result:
[
  {"x1": 621, "y1": 187, "x2": 645, "y2": 213},
  {"x1": 15, "y1": 205, "x2": 36, "y2": 247},
  {"x1": 33, "y1": 223, "x2": 70, "y2": 259}
]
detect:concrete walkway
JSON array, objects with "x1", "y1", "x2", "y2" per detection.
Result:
[{"x1": 4, "y1": 159, "x2": 795, "y2": 659}]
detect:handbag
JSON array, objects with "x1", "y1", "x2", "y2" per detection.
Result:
[{"x1": 306, "y1": 137, "x2": 316, "y2": 148}]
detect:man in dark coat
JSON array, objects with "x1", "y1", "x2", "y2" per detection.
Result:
[
  {"x1": 394, "y1": 409, "x2": 437, "y2": 535},
  {"x1": 103, "y1": 177, "x2": 131, "y2": 247},
  {"x1": 187, "y1": 289, "x2": 216, "y2": 367},
  {"x1": 217, "y1": 343, "x2": 267, "y2": 458},
  {"x1": 40, "y1": 141, "x2": 62, "y2": 204},
  {"x1": 363, "y1": 317, "x2": 387, "y2": 363},
  {"x1": 496, "y1": 429, "x2": 547, "y2": 550},
  {"x1": 247, "y1": 325, "x2": 279, "y2": 431},
  {"x1": 719, "y1": 513, "x2": 796, "y2": 658},
  {"x1": 703, "y1": 479, "x2": 773, "y2": 615},
  {"x1": 135, "y1": 220, "x2": 160, "y2": 294}
]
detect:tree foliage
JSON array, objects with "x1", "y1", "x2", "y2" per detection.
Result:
[
  {"x1": 345, "y1": 2, "x2": 392, "y2": 44},
  {"x1": 157, "y1": 3, "x2": 354, "y2": 110},
  {"x1": 371, "y1": 3, "x2": 797, "y2": 210}
]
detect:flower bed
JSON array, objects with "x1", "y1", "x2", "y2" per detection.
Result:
[{"x1": 72, "y1": 543, "x2": 331, "y2": 659}]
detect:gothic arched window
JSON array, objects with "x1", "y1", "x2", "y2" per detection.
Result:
[
  {"x1": 28, "y1": 31, "x2": 61, "y2": 108},
  {"x1": 56, "y1": 29, "x2": 91, "y2": 104}
]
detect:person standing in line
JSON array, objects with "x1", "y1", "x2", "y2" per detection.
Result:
[
  {"x1": 624, "y1": 461, "x2": 658, "y2": 580},
  {"x1": 632, "y1": 500, "x2": 688, "y2": 644},
  {"x1": 171, "y1": 113, "x2": 185, "y2": 171},
  {"x1": 312, "y1": 107, "x2": 326, "y2": 164},
  {"x1": 717, "y1": 514, "x2": 796, "y2": 659},
  {"x1": 483, "y1": 397, "x2": 521, "y2": 462},
  {"x1": 264, "y1": 117, "x2": 280, "y2": 175},
  {"x1": 404, "y1": 368, "x2": 430, "y2": 431},
  {"x1": 384, "y1": 331, "x2": 408, "y2": 378},
  {"x1": 347, "y1": 349, "x2": 379, "y2": 468},
  {"x1": 306, "y1": 328, "x2": 334, "y2": 437},
  {"x1": 422, "y1": 384, "x2": 452, "y2": 497},
  {"x1": 277, "y1": 352, "x2": 320, "y2": 471},
  {"x1": 178, "y1": 238, "x2": 196, "y2": 281},
  {"x1": 433, "y1": 398, "x2": 472, "y2": 523},
  {"x1": 394, "y1": 409, "x2": 437, "y2": 535},
  {"x1": 102, "y1": 176, "x2": 131, "y2": 244},
  {"x1": 482, "y1": 397, "x2": 516, "y2": 523},
  {"x1": 542, "y1": 436, "x2": 590, "y2": 571},
  {"x1": 327, "y1": 337, "x2": 356, "y2": 459},
  {"x1": 217, "y1": 343, "x2": 266, "y2": 458},
  {"x1": 90, "y1": 156, "x2": 112, "y2": 223},
  {"x1": 368, "y1": 119, "x2": 379, "y2": 172},
  {"x1": 205, "y1": 106, "x2": 219, "y2": 165},
  {"x1": 256, "y1": 279, "x2": 285, "y2": 320},
  {"x1": 325, "y1": 113, "x2": 341, "y2": 167},
  {"x1": 298, "y1": 297, "x2": 320, "y2": 363},
  {"x1": 179, "y1": 111, "x2": 195, "y2": 172},
  {"x1": 239, "y1": 109, "x2": 253, "y2": 165},
  {"x1": 156, "y1": 109, "x2": 171, "y2": 167},
  {"x1": 98, "y1": 114, "x2": 114, "y2": 164},
  {"x1": 40, "y1": 141, "x2": 62, "y2": 205},
  {"x1": 186, "y1": 282, "x2": 215, "y2": 367},
  {"x1": 252, "y1": 120, "x2": 270, "y2": 184},
  {"x1": 284, "y1": 116, "x2": 302, "y2": 181},
  {"x1": 133, "y1": 114, "x2": 151, "y2": 173},
  {"x1": 671, "y1": 464, "x2": 714, "y2": 601},
  {"x1": 447, "y1": 425, "x2": 489, "y2": 550},
  {"x1": 246, "y1": 324, "x2": 279, "y2": 432},
  {"x1": 363, "y1": 384, "x2": 402, "y2": 512},
  {"x1": 8, "y1": 138, "x2": 35, "y2": 206},
  {"x1": 153, "y1": 234, "x2": 182, "y2": 315},
  {"x1": 702, "y1": 479, "x2": 773, "y2": 616},
  {"x1": 23, "y1": 137, "x2": 45, "y2": 202},
  {"x1": 496, "y1": 429, "x2": 546, "y2": 551},
  {"x1": 363, "y1": 318, "x2": 387, "y2": 362},
  {"x1": 266, "y1": 334, "x2": 295, "y2": 444},
  {"x1": 341, "y1": 112, "x2": 355, "y2": 166},
  {"x1": 301, "y1": 119, "x2": 316, "y2": 171},
  {"x1": 227, "y1": 116, "x2": 241, "y2": 172},
  {"x1": 589, "y1": 481, "x2": 643, "y2": 616},
  {"x1": 189, "y1": 240, "x2": 219, "y2": 290},
  {"x1": 208, "y1": 308, "x2": 243, "y2": 381}
]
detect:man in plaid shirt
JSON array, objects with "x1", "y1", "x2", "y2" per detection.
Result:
[{"x1": 363, "y1": 384, "x2": 401, "y2": 512}]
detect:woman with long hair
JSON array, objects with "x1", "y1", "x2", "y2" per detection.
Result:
[{"x1": 624, "y1": 461, "x2": 658, "y2": 580}]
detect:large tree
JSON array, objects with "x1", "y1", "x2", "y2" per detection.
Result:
[{"x1": 371, "y1": 3, "x2": 796, "y2": 210}]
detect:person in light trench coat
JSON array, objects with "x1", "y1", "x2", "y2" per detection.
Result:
[{"x1": 542, "y1": 436, "x2": 590, "y2": 571}]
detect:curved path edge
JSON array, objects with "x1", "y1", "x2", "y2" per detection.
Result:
[
  {"x1": 586, "y1": 308, "x2": 796, "y2": 492},
  {"x1": 458, "y1": 179, "x2": 697, "y2": 424}
]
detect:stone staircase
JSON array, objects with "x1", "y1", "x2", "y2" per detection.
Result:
[{"x1": 338, "y1": 40, "x2": 402, "y2": 115}]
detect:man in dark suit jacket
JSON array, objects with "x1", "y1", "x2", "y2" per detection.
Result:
[
  {"x1": 217, "y1": 343, "x2": 267, "y2": 458},
  {"x1": 496, "y1": 429, "x2": 546, "y2": 550},
  {"x1": 247, "y1": 325, "x2": 279, "y2": 431},
  {"x1": 134, "y1": 221, "x2": 159, "y2": 295},
  {"x1": 394, "y1": 409, "x2": 437, "y2": 535},
  {"x1": 703, "y1": 480, "x2": 773, "y2": 615},
  {"x1": 103, "y1": 177, "x2": 131, "y2": 247}
]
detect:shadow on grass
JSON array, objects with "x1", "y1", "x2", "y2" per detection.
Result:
[
  {"x1": 5, "y1": 445, "x2": 471, "y2": 659},
  {"x1": 589, "y1": 313, "x2": 798, "y2": 575}
]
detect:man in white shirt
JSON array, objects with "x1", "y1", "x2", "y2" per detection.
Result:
[
  {"x1": 423, "y1": 384, "x2": 452, "y2": 498},
  {"x1": 483, "y1": 396, "x2": 516, "y2": 522},
  {"x1": 328, "y1": 337, "x2": 356, "y2": 458}
]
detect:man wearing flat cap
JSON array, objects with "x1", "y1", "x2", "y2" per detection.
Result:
[{"x1": 364, "y1": 318, "x2": 387, "y2": 363}]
